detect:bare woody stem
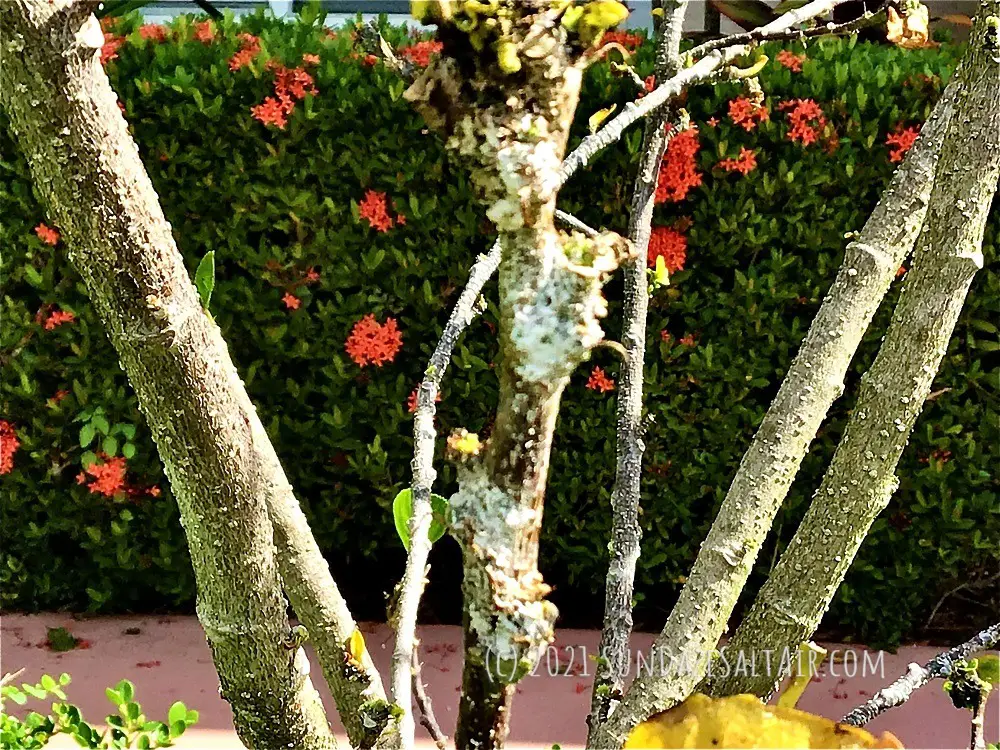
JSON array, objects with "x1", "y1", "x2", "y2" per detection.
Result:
[
  {"x1": 703, "y1": 3, "x2": 1000, "y2": 700},
  {"x1": 587, "y1": 0, "x2": 687, "y2": 741},
  {"x1": 391, "y1": 240, "x2": 500, "y2": 747},
  {"x1": 413, "y1": 645, "x2": 449, "y2": 750},
  {"x1": 0, "y1": 3, "x2": 335, "y2": 747},
  {"x1": 842, "y1": 622, "x2": 1000, "y2": 727}
]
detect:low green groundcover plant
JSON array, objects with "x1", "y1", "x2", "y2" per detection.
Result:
[
  {"x1": 1, "y1": 8, "x2": 997, "y2": 647},
  {"x1": 1, "y1": 674, "x2": 197, "y2": 749}
]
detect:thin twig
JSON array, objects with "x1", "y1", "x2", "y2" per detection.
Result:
[
  {"x1": 555, "y1": 208, "x2": 600, "y2": 237},
  {"x1": 926, "y1": 572, "x2": 1000, "y2": 629},
  {"x1": 412, "y1": 645, "x2": 448, "y2": 750},
  {"x1": 687, "y1": 2, "x2": 890, "y2": 59},
  {"x1": 1, "y1": 668, "x2": 25, "y2": 688},
  {"x1": 390, "y1": 241, "x2": 501, "y2": 747},
  {"x1": 841, "y1": 622, "x2": 1000, "y2": 726}
]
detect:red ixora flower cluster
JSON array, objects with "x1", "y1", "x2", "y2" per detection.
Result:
[
  {"x1": 251, "y1": 63, "x2": 318, "y2": 129},
  {"x1": 229, "y1": 33, "x2": 262, "y2": 71},
  {"x1": 647, "y1": 226, "x2": 687, "y2": 272},
  {"x1": 728, "y1": 97, "x2": 770, "y2": 132},
  {"x1": 655, "y1": 127, "x2": 702, "y2": 203},
  {"x1": 43, "y1": 307, "x2": 76, "y2": 331},
  {"x1": 345, "y1": 315, "x2": 403, "y2": 367},
  {"x1": 76, "y1": 455, "x2": 160, "y2": 499},
  {"x1": 35, "y1": 223, "x2": 59, "y2": 246},
  {"x1": 193, "y1": 21, "x2": 216, "y2": 44},
  {"x1": 776, "y1": 49, "x2": 806, "y2": 72},
  {"x1": 0, "y1": 420, "x2": 19, "y2": 475},
  {"x1": 359, "y1": 189, "x2": 403, "y2": 232},
  {"x1": 886, "y1": 124, "x2": 920, "y2": 163},
  {"x1": 399, "y1": 40, "x2": 444, "y2": 67},
  {"x1": 586, "y1": 366, "x2": 615, "y2": 393},
  {"x1": 718, "y1": 147, "x2": 758, "y2": 175},
  {"x1": 778, "y1": 99, "x2": 828, "y2": 146},
  {"x1": 101, "y1": 32, "x2": 125, "y2": 65},
  {"x1": 597, "y1": 30, "x2": 644, "y2": 51},
  {"x1": 138, "y1": 24, "x2": 169, "y2": 43}
]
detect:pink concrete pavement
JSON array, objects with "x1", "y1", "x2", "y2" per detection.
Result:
[{"x1": 2, "y1": 614, "x2": 996, "y2": 749}]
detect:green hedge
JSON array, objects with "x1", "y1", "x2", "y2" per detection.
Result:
[{"x1": 2, "y1": 10, "x2": 997, "y2": 647}]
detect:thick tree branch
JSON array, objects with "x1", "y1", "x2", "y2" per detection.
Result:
[
  {"x1": 0, "y1": 2, "x2": 336, "y2": 747},
  {"x1": 842, "y1": 622, "x2": 1000, "y2": 726},
  {"x1": 703, "y1": 2, "x2": 1000, "y2": 699},
  {"x1": 587, "y1": 1, "x2": 688, "y2": 742}
]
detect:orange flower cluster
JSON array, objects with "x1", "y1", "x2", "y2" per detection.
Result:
[
  {"x1": 359, "y1": 189, "x2": 398, "y2": 232},
  {"x1": 35, "y1": 223, "x2": 59, "y2": 246},
  {"x1": 139, "y1": 24, "x2": 168, "y2": 43},
  {"x1": 728, "y1": 97, "x2": 770, "y2": 131},
  {"x1": 399, "y1": 40, "x2": 444, "y2": 67},
  {"x1": 229, "y1": 33, "x2": 262, "y2": 71},
  {"x1": 886, "y1": 124, "x2": 920, "y2": 162},
  {"x1": 776, "y1": 50, "x2": 806, "y2": 72},
  {"x1": 679, "y1": 333, "x2": 697, "y2": 347},
  {"x1": 586, "y1": 366, "x2": 615, "y2": 393},
  {"x1": 251, "y1": 64, "x2": 318, "y2": 129},
  {"x1": 647, "y1": 226, "x2": 687, "y2": 272},
  {"x1": 44, "y1": 308, "x2": 76, "y2": 331},
  {"x1": 598, "y1": 30, "x2": 644, "y2": 50},
  {"x1": 0, "y1": 420, "x2": 19, "y2": 475},
  {"x1": 193, "y1": 21, "x2": 216, "y2": 44},
  {"x1": 282, "y1": 292, "x2": 301, "y2": 310},
  {"x1": 302, "y1": 53, "x2": 321, "y2": 65},
  {"x1": 77, "y1": 456, "x2": 128, "y2": 498},
  {"x1": 778, "y1": 99, "x2": 827, "y2": 146},
  {"x1": 101, "y1": 33, "x2": 124, "y2": 65},
  {"x1": 718, "y1": 147, "x2": 758, "y2": 175},
  {"x1": 655, "y1": 127, "x2": 702, "y2": 204},
  {"x1": 345, "y1": 315, "x2": 403, "y2": 367}
]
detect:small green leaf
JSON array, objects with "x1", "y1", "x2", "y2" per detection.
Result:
[
  {"x1": 975, "y1": 654, "x2": 1000, "y2": 686},
  {"x1": 168, "y1": 701, "x2": 187, "y2": 726},
  {"x1": 79, "y1": 423, "x2": 96, "y2": 448},
  {"x1": 194, "y1": 251, "x2": 216, "y2": 309},
  {"x1": 392, "y1": 489, "x2": 450, "y2": 551},
  {"x1": 102, "y1": 436, "x2": 119, "y2": 456}
]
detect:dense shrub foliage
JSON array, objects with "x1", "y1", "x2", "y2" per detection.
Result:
[{"x1": 2, "y1": 10, "x2": 997, "y2": 647}]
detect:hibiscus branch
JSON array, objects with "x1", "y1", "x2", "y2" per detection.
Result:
[
  {"x1": 391, "y1": 240, "x2": 501, "y2": 745},
  {"x1": 842, "y1": 622, "x2": 1000, "y2": 727}
]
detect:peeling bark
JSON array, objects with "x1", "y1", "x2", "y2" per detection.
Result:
[
  {"x1": 0, "y1": 2, "x2": 338, "y2": 747},
  {"x1": 703, "y1": 2, "x2": 1000, "y2": 699},
  {"x1": 588, "y1": 1, "x2": 687, "y2": 741}
]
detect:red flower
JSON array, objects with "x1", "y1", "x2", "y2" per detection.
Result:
[
  {"x1": 359, "y1": 190, "x2": 395, "y2": 232},
  {"x1": 886, "y1": 124, "x2": 920, "y2": 163},
  {"x1": 706, "y1": 117, "x2": 719, "y2": 127},
  {"x1": 282, "y1": 292, "x2": 301, "y2": 310},
  {"x1": 274, "y1": 65, "x2": 318, "y2": 101},
  {"x1": 251, "y1": 97, "x2": 289, "y2": 129},
  {"x1": 0, "y1": 420, "x2": 20, "y2": 475},
  {"x1": 193, "y1": 21, "x2": 216, "y2": 44},
  {"x1": 776, "y1": 49, "x2": 806, "y2": 72},
  {"x1": 399, "y1": 40, "x2": 444, "y2": 67},
  {"x1": 778, "y1": 99, "x2": 827, "y2": 146},
  {"x1": 302, "y1": 53, "x2": 321, "y2": 65},
  {"x1": 647, "y1": 226, "x2": 687, "y2": 272},
  {"x1": 896, "y1": 265, "x2": 907, "y2": 278},
  {"x1": 138, "y1": 24, "x2": 168, "y2": 43},
  {"x1": 79, "y1": 456, "x2": 128, "y2": 497},
  {"x1": 586, "y1": 366, "x2": 615, "y2": 393},
  {"x1": 655, "y1": 127, "x2": 702, "y2": 204},
  {"x1": 728, "y1": 97, "x2": 770, "y2": 132},
  {"x1": 35, "y1": 223, "x2": 59, "y2": 246},
  {"x1": 345, "y1": 315, "x2": 403, "y2": 367},
  {"x1": 679, "y1": 334, "x2": 697, "y2": 347},
  {"x1": 597, "y1": 30, "x2": 644, "y2": 50},
  {"x1": 49, "y1": 389, "x2": 71, "y2": 405},
  {"x1": 407, "y1": 386, "x2": 441, "y2": 413},
  {"x1": 304, "y1": 267, "x2": 321, "y2": 283},
  {"x1": 660, "y1": 330, "x2": 672, "y2": 343},
  {"x1": 229, "y1": 33, "x2": 261, "y2": 71},
  {"x1": 101, "y1": 33, "x2": 124, "y2": 65},
  {"x1": 44, "y1": 308, "x2": 75, "y2": 330},
  {"x1": 718, "y1": 147, "x2": 758, "y2": 175}
]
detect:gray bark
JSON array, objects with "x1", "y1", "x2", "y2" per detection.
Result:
[
  {"x1": 587, "y1": 0, "x2": 687, "y2": 740},
  {"x1": 704, "y1": 0, "x2": 1000, "y2": 699},
  {"x1": 0, "y1": 2, "x2": 337, "y2": 747},
  {"x1": 589, "y1": 10, "x2": 980, "y2": 750}
]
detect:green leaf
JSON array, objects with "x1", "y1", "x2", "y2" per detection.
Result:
[
  {"x1": 102, "y1": 436, "x2": 119, "y2": 456},
  {"x1": 106, "y1": 686, "x2": 124, "y2": 705},
  {"x1": 118, "y1": 679, "x2": 135, "y2": 703},
  {"x1": 194, "y1": 251, "x2": 216, "y2": 309},
  {"x1": 46, "y1": 627, "x2": 78, "y2": 652},
  {"x1": 975, "y1": 654, "x2": 1000, "y2": 686},
  {"x1": 79, "y1": 423, "x2": 96, "y2": 448},
  {"x1": 392, "y1": 489, "x2": 450, "y2": 551},
  {"x1": 168, "y1": 701, "x2": 187, "y2": 726}
]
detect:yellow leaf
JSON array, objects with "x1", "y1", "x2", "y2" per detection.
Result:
[
  {"x1": 776, "y1": 642, "x2": 828, "y2": 709},
  {"x1": 625, "y1": 694, "x2": 904, "y2": 749},
  {"x1": 347, "y1": 629, "x2": 366, "y2": 667},
  {"x1": 589, "y1": 104, "x2": 618, "y2": 134},
  {"x1": 886, "y1": 2, "x2": 932, "y2": 48}
]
